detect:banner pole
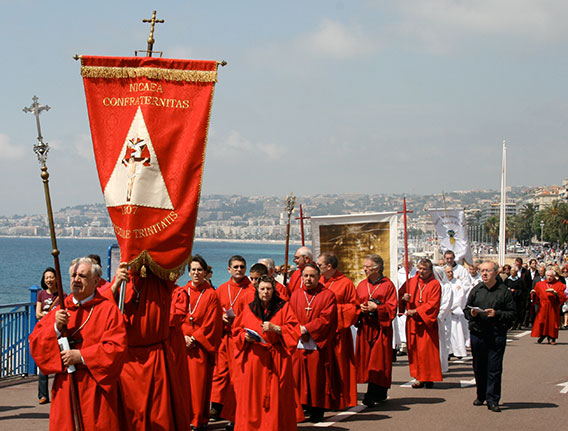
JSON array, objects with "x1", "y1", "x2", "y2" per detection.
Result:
[
  {"x1": 283, "y1": 193, "x2": 296, "y2": 286},
  {"x1": 24, "y1": 96, "x2": 84, "y2": 431}
]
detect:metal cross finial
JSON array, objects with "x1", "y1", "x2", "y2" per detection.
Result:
[
  {"x1": 142, "y1": 10, "x2": 164, "y2": 57},
  {"x1": 285, "y1": 193, "x2": 296, "y2": 216},
  {"x1": 23, "y1": 95, "x2": 51, "y2": 165}
]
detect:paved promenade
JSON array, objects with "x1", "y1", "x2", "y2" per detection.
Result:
[{"x1": 1, "y1": 328, "x2": 566, "y2": 430}]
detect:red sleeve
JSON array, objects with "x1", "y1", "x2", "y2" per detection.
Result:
[
  {"x1": 416, "y1": 280, "x2": 441, "y2": 328},
  {"x1": 336, "y1": 280, "x2": 360, "y2": 330},
  {"x1": 80, "y1": 302, "x2": 128, "y2": 390},
  {"x1": 29, "y1": 307, "x2": 65, "y2": 374},
  {"x1": 188, "y1": 291, "x2": 223, "y2": 354},
  {"x1": 279, "y1": 303, "x2": 301, "y2": 354},
  {"x1": 377, "y1": 281, "x2": 398, "y2": 327},
  {"x1": 170, "y1": 285, "x2": 189, "y2": 327}
]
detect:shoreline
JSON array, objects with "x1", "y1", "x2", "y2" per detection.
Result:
[{"x1": 0, "y1": 235, "x2": 302, "y2": 246}]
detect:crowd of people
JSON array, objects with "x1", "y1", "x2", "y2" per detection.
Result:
[{"x1": 30, "y1": 247, "x2": 568, "y2": 430}]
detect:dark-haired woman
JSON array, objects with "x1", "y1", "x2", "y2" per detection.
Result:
[
  {"x1": 232, "y1": 276, "x2": 302, "y2": 431},
  {"x1": 180, "y1": 255, "x2": 223, "y2": 430},
  {"x1": 35, "y1": 267, "x2": 66, "y2": 404}
]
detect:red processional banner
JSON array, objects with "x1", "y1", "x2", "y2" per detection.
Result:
[{"x1": 80, "y1": 55, "x2": 218, "y2": 280}]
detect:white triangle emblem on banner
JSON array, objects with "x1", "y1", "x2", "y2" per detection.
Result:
[{"x1": 103, "y1": 107, "x2": 174, "y2": 210}]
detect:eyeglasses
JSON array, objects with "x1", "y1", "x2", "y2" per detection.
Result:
[
  {"x1": 232, "y1": 265, "x2": 246, "y2": 269},
  {"x1": 363, "y1": 265, "x2": 378, "y2": 270}
]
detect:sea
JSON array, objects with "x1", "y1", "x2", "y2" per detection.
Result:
[{"x1": 0, "y1": 237, "x2": 288, "y2": 306}]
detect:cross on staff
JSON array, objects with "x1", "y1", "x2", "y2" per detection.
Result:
[
  {"x1": 23, "y1": 96, "x2": 85, "y2": 431},
  {"x1": 137, "y1": 10, "x2": 164, "y2": 57},
  {"x1": 23, "y1": 96, "x2": 51, "y2": 165},
  {"x1": 295, "y1": 204, "x2": 311, "y2": 246}
]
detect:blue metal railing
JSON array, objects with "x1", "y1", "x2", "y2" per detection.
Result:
[{"x1": 0, "y1": 285, "x2": 39, "y2": 378}]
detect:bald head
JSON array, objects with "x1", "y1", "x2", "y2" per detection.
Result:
[{"x1": 293, "y1": 246, "x2": 313, "y2": 270}]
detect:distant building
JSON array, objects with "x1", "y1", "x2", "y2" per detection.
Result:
[
  {"x1": 481, "y1": 199, "x2": 517, "y2": 223},
  {"x1": 530, "y1": 186, "x2": 561, "y2": 211}
]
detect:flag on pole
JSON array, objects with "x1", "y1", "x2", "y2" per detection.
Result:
[
  {"x1": 80, "y1": 55, "x2": 218, "y2": 280},
  {"x1": 428, "y1": 208, "x2": 473, "y2": 265}
]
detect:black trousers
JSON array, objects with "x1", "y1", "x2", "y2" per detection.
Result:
[
  {"x1": 38, "y1": 369, "x2": 49, "y2": 400},
  {"x1": 470, "y1": 330, "x2": 507, "y2": 406}
]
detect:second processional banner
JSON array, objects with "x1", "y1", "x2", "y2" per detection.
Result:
[
  {"x1": 428, "y1": 208, "x2": 473, "y2": 265},
  {"x1": 80, "y1": 55, "x2": 218, "y2": 279},
  {"x1": 311, "y1": 212, "x2": 398, "y2": 285}
]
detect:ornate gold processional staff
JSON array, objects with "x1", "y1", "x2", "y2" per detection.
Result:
[
  {"x1": 283, "y1": 193, "x2": 296, "y2": 286},
  {"x1": 23, "y1": 96, "x2": 85, "y2": 431}
]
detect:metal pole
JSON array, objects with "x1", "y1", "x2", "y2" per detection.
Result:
[{"x1": 24, "y1": 96, "x2": 84, "y2": 431}]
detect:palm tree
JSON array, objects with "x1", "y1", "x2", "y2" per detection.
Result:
[{"x1": 484, "y1": 215, "x2": 499, "y2": 245}]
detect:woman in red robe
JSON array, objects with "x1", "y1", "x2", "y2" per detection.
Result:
[
  {"x1": 531, "y1": 268, "x2": 567, "y2": 344},
  {"x1": 181, "y1": 255, "x2": 223, "y2": 430},
  {"x1": 233, "y1": 275, "x2": 301, "y2": 431}
]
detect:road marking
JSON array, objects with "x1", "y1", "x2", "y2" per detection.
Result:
[
  {"x1": 515, "y1": 330, "x2": 531, "y2": 338},
  {"x1": 557, "y1": 381, "x2": 568, "y2": 394},
  {"x1": 460, "y1": 378, "x2": 476, "y2": 388},
  {"x1": 313, "y1": 404, "x2": 367, "y2": 427},
  {"x1": 401, "y1": 380, "x2": 415, "y2": 387}
]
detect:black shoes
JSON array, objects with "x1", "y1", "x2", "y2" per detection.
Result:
[
  {"x1": 473, "y1": 399, "x2": 484, "y2": 406},
  {"x1": 537, "y1": 336, "x2": 545, "y2": 344},
  {"x1": 487, "y1": 404, "x2": 501, "y2": 412}
]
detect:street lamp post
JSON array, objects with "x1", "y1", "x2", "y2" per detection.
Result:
[{"x1": 540, "y1": 220, "x2": 545, "y2": 243}]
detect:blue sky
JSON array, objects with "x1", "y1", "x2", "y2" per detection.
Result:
[{"x1": 1, "y1": 1, "x2": 567, "y2": 215}]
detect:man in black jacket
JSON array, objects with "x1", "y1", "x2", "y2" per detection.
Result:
[{"x1": 465, "y1": 261, "x2": 516, "y2": 413}]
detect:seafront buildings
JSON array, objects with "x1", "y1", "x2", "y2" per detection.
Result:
[{"x1": 1, "y1": 184, "x2": 567, "y2": 243}]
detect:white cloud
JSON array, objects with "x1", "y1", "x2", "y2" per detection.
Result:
[
  {"x1": 71, "y1": 133, "x2": 94, "y2": 160},
  {"x1": 304, "y1": 18, "x2": 374, "y2": 59},
  {"x1": 225, "y1": 130, "x2": 253, "y2": 151},
  {"x1": 387, "y1": 0, "x2": 568, "y2": 53},
  {"x1": 210, "y1": 130, "x2": 286, "y2": 161},
  {"x1": 256, "y1": 142, "x2": 286, "y2": 160},
  {"x1": 0, "y1": 134, "x2": 26, "y2": 161}
]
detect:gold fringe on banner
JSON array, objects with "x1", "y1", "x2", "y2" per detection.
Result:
[
  {"x1": 127, "y1": 250, "x2": 192, "y2": 281},
  {"x1": 81, "y1": 65, "x2": 217, "y2": 83}
]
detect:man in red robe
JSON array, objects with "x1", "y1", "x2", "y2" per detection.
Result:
[
  {"x1": 355, "y1": 254, "x2": 398, "y2": 406},
  {"x1": 399, "y1": 258, "x2": 443, "y2": 388},
  {"x1": 210, "y1": 255, "x2": 255, "y2": 429},
  {"x1": 531, "y1": 268, "x2": 567, "y2": 344},
  {"x1": 29, "y1": 257, "x2": 127, "y2": 431},
  {"x1": 111, "y1": 267, "x2": 191, "y2": 431},
  {"x1": 287, "y1": 246, "x2": 313, "y2": 294},
  {"x1": 290, "y1": 263, "x2": 339, "y2": 422},
  {"x1": 317, "y1": 251, "x2": 359, "y2": 409}
]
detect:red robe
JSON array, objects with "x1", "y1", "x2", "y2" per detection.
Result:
[
  {"x1": 211, "y1": 277, "x2": 255, "y2": 421},
  {"x1": 233, "y1": 302, "x2": 301, "y2": 431},
  {"x1": 289, "y1": 283, "x2": 340, "y2": 410},
  {"x1": 355, "y1": 276, "x2": 397, "y2": 387},
  {"x1": 287, "y1": 269, "x2": 303, "y2": 295},
  {"x1": 400, "y1": 274, "x2": 443, "y2": 382},
  {"x1": 29, "y1": 291, "x2": 127, "y2": 431},
  {"x1": 180, "y1": 282, "x2": 223, "y2": 427},
  {"x1": 320, "y1": 271, "x2": 359, "y2": 408},
  {"x1": 117, "y1": 274, "x2": 191, "y2": 431},
  {"x1": 531, "y1": 280, "x2": 567, "y2": 339},
  {"x1": 275, "y1": 280, "x2": 290, "y2": 301}
]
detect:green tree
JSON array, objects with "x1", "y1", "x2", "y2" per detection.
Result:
[
  {"x1": 540, "y1": 200, "x2": 568, "y2": 244},
  {"x1": 484, "y1": 215, "x2": 499, "y2": 245}
]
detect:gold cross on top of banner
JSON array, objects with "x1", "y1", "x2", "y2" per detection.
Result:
[{"x1": 136, "y1": 10, "x2": 165, "y2": 57}]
